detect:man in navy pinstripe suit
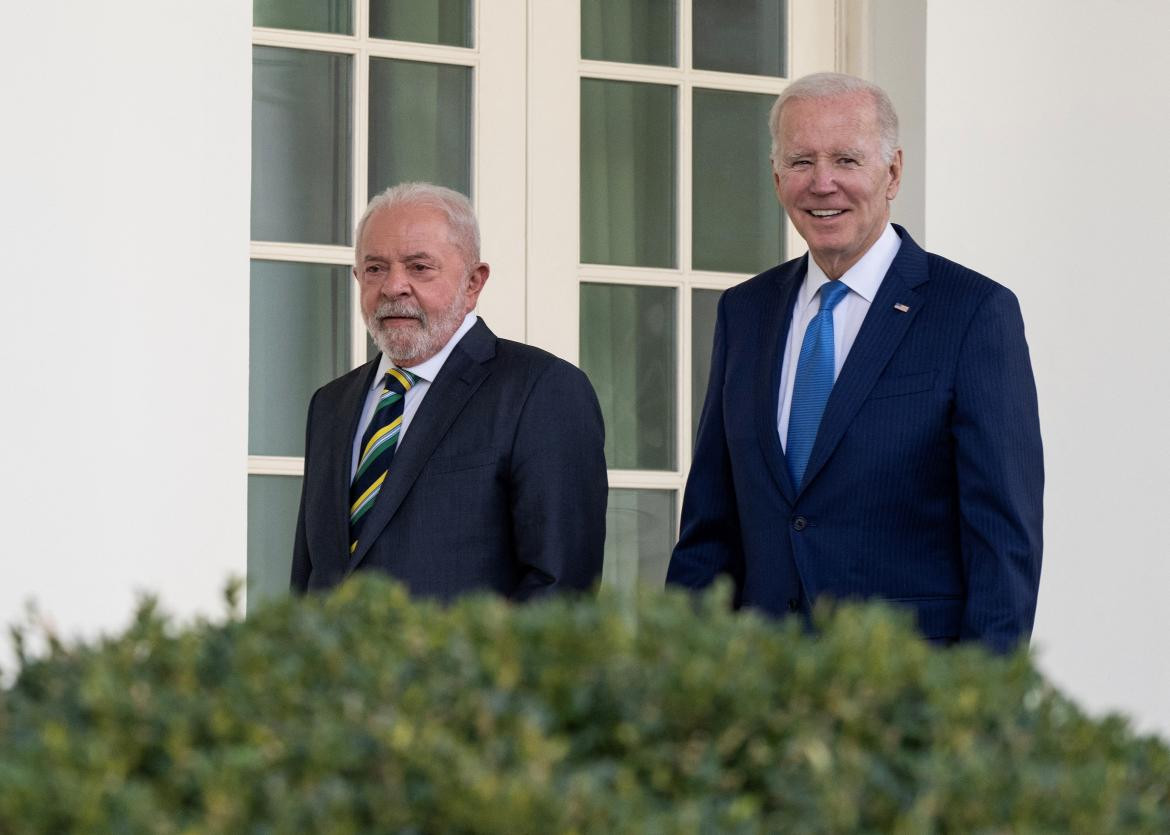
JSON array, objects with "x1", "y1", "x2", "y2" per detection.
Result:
[{"x1": 667, "y1": 73, "x2": 1043, "y2": 652}]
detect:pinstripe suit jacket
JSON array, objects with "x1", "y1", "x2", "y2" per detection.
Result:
[
  {"x1": 667, "y1": 227, "x2": 1043, "y2": 652},
  {"x1": 291, "y1": 318, "x2": 607, "y2": 601}
]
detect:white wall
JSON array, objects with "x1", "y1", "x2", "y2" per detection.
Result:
[
  {"x1": 0, "y1": 2, "x2": 251, "y2": 661},
  {"x1": 921, "y1": 0, "x2": 1170, "y2": 734}
]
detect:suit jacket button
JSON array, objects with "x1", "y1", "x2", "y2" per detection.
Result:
[
  {"x1": 792, "y1": 516, "x2": 807, "y2": 531},
  {"x1": 787, "y1": 598, "x2": 800, "y2": 612}
]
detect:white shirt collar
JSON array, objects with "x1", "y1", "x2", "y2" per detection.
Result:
[
  {"x1": 799, "y1": 223, "x2": 902, "y2": 307},
  {"x1": 370, "y1": 311, "x2": 478, "y2": 389}
]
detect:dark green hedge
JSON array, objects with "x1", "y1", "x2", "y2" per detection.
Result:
[{"x1": 1, "y1": 577, "x2": 1167, "y2": 833}]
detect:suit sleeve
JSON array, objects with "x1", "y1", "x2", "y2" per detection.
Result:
[
  {"x1": 507, "y1": 360, "x2": 608, "y2": 600},
  {"x1": 952, "y1": 286, "x2": 1044, "y2": 651},
  {"x1": 289, "y1": 391, "x2": 318, "y2": 595},
  {"x1": 667, "y1": 292, "x2": 745, "y2": 595}
]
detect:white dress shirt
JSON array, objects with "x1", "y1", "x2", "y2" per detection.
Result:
[
  {"x1": 777, "y1": 224, "x2": 901, "y2": 449},
  {"x1": 350, "y1": 311, "x2": 478, "y2": 480}
]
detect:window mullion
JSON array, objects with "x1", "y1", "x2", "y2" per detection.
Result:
[
  {"x1": 252, "y1": 27, "x2": 360, "y2": 53},
  {"x1": 350, "y1": 0, "x2": 370, "y2": 369}
]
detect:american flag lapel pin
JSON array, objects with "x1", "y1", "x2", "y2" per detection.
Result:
[{"x1": 893, "y1": 303, "x2": 910, "y2": 313}]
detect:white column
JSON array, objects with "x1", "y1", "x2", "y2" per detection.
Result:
[
  {"x1": 922, "y1": 0, "x2": 1170, "y2": 735},
  {"x1": 0, "y1": 0, "x2": 251, "y2": 652}
]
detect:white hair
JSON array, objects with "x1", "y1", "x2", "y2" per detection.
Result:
[
  {"x1": 355, "y1": 182, "x2": 480, "y2": 264},
  {"x1": 769, "y1": 72, "x2": 900, "y2": 166}
]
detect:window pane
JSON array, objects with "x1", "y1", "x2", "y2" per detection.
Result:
[
  {"x1": 692, "y1": 88, "x2": 784, "y2": 273},
  {"x1": 369, "y1": 58, "x2": 472, "y2": 198},
  {"x1": 253, "y1": 0, "x2": 352, "y2": 34},
  {"x1": 692, "y1": 0, "x2": 786, "y2": 77},
  {"x1": 581, "y1": 0, "x2": 676, "y2": 67},
  {"x1": 691, "y1": 288, "x2": 721, "y2": 448},
  {"x1": 370, "y1": 0, "x2": 472, "y2": 46},
  {"x1": 580, "y1": 283, "x2": 677, "y2": 470},
  {"x1": 248, "y1": 475, "x2": 303, "y2": 610},
  {"x1": 252, "y1": 47, "x2": 352, "y2": 245},
  {"x1": 580, "y1": 79, "x2": 676, "y2": 268},
  {"x1": 249, "y1": 261, "x2": 351, "y2": 457},
  {"x1": 602, "y1": 489, "x2": 676, "y2": 589}
]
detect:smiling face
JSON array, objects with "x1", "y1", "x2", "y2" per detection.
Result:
[
  {"x1": 773, "y1": 92, "x2": 902, "y2": 279},
  {"x1": 355, "y1": 203, "x2": 489, "y2": 366}
]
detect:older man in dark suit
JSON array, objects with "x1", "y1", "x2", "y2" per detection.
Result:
[
  {"x1": 292, "y1": 182, "x2": 607, "y2": 600},
  {"x1": 668, "y1": 73, "x2": 1043, "y2": 652}
]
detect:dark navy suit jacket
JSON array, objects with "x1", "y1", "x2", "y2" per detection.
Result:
[
  {"x1": 291, "y1": 318, "x2": 607, "y2": 601},
  {"x1": 667, "y1": 227, "x2": 1043, "y2": 652}
]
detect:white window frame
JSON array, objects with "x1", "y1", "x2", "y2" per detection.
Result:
[{"x1": 248, "y1": 0, "x2": 526, "y2": 483}]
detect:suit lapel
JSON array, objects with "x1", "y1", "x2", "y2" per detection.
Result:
[
  {"x1": 798, "y1": 227, "x2": 930, "y2": 493},
  {"x1": 755, "y1": 256, "x2": 806, "y2": 505},
  {"x1": 319, "y1": 358, "x2": 381, "y2": 567},
  {"x1": 348, "y1": 319, "x2": 496, "y2": 573}
]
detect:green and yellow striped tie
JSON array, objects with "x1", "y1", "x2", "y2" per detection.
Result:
[{"x1": 349, "y1": 367, "x2": 416, "y2": 556}]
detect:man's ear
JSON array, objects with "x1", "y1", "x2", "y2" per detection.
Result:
[
  {"x1": 886, "y1": 148, "x2": 903, "y2": 201},
  {"x1": 464, "y1": 262, "x2": 490, "y2": 307}
]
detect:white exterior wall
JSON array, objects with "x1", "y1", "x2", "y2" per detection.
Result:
[
  {"x1": 922, "y1": 1, "x2": 1170, "y2": 734},
  {"x1": 0, "y1": 2, "x2": 251, "y2": 658}
]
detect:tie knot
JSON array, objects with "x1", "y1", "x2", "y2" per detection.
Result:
[
  {"x1": 383, "y1": 367, "x2": 417, "y2": 395},
  {"x1": 818, "y1": 280, "x2": 850, "y2": 313}
]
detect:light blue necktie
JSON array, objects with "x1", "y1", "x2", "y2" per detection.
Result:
[{"x1": 786, "y1": 280, "x2": 851, "y2": 489}]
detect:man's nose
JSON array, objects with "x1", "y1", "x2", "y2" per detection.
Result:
[
  {"x1": 809, "y1": 161, "x2": 838, "y2": 194},
  {"x1": 380, "y1": 265, "x2": 411, "y2": 295}
]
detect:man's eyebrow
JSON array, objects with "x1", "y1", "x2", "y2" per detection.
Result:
[
  {"x1": 783, "y1": 147, "x2": 868, "y2": 161},
  {"x1": 362, "y1": 250, "x2": 436, "y2": 262}
]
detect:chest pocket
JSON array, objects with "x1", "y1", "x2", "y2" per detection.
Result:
[
  {"x1": 424, "y1": 450, "x2": 499, "y2": 476},
  {"x1": 868, "y1": 370, "x2": 936, "y2": 400}
]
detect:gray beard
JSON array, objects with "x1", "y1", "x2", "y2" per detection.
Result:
[{"x1": 364, "y1": 286, "x2": 468, "y2": 366}]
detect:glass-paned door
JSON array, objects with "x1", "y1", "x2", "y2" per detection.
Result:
[
  {"x1": 528, "y1": 0, "x2": 835, "y2": 588},
  {"x1": 247, "y1": 1, "x2": 836, "y2": 605},
  {"x1": 247, "y1": 0, "x2": 524, "y2": 610}
]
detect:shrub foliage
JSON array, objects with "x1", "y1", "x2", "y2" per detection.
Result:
[{"x1": 1, "y1": 577, "x2": 1167, "y2": 833}]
